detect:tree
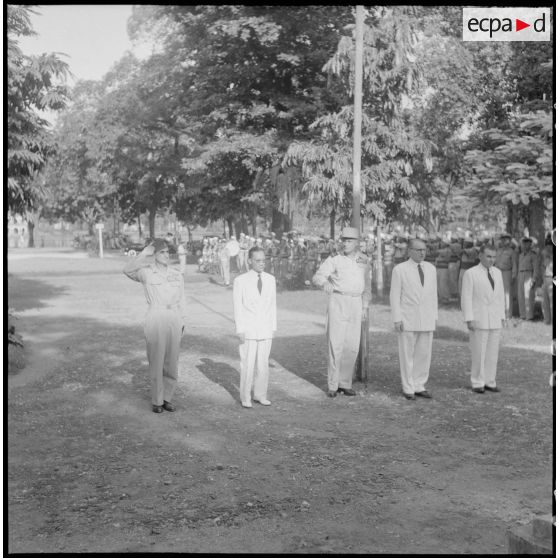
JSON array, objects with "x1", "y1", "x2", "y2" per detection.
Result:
[
  {"x1": 7, "y1": 5, "x2": 70, "y2": 244},
  {"x1": 285, "y1": 6, "x2": 433, "y2": 234},
  {"x1": 128, "y1": 6, "x2": 355, "y2": 233}
]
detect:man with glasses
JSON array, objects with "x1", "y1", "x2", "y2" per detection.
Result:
[
  {"x1": 461, "y1": 245, "x2": 506, "y2": 393},
  {"x1": 124, "y1": 238, "x2": 187, "y2": 413},
  {"x1": 233, "y1": 247, "x2": 277, "y2": 408},
  {"x1": 313, "y1": 227, "x2": 371, "y2": 398},
  {"x1": 390, "y1": 238, "x2": 438, "y2": 400}
]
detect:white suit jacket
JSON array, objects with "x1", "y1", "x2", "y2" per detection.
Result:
[
  {"x1": 461, "y1": 264, "x2": 505, "y2": 329},
  {"x1": 390, "y1": 259, "x2": 438, "y2": 331},
  {"x1": 233, "y1": 270, "x2": 277, "y2": 340}
]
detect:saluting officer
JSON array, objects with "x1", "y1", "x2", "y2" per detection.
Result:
[
  {"x1": 124, "y1": 239, "x2": 187, "y2": 413},
  {"x1": 313, "y1": 227, "x2": 371, "y2": 397}
]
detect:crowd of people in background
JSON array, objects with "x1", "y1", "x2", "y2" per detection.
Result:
[{"x1": 191, "y1": 228, "x2": 554, "y2": 325}]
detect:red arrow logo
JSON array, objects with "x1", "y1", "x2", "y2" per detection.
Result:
[{"x1": 516, "y1": 19, "x2": 530, "y2": 31}]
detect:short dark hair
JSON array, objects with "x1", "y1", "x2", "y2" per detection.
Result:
[
  {"x1": 478, "y1": 244, "x2": 496, "y2": 255},
  {"x1": 248, "y1": 246, "x2": 265, "y2": 260},
  {"x1": 408, "y1": 238, "x2": 426, "y2": 250}
]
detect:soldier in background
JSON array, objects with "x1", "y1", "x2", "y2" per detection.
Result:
[
  {"x1": 435, "y1": 240, "x2": 452, "y2": 304},
  {"x1": 517, "y1": 237, "x2": 538, "y2": 320},
  {"x1": 494, "y1": 233, "x2": 517, "y2": 319},
  {"x1": 448, "y1": 238, "x2": 462, "y2": 299},
  {"x1": 383, "y1": 234, "x2": 395, "y2": 290},
  {"x1": 304, "y1": 240, "x2": 319, "y2": 286},
  {"x1": 238, "y1": 233, "x2": 249, "y2": 272},
  {"x1": 458, "y1": 240, "x2": 478, "y2": 297},
  {"x1": 264, "y1": 238, "x2": 274, "y2": 274}
]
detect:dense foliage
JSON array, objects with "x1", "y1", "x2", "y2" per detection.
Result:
[{"x1": 21, "y1": 5, "x2": 553, "y2": 240}]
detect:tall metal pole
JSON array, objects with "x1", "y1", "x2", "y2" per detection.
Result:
[{"x1": 352, "y1": 5, "x2": 368, "y2": 383}]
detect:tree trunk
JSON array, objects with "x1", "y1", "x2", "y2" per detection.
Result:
[
  {"x1": 148, "y1": 209, "x2": 156, "y2": 239},
  {"x1": 528, "y1": 197, "x2": 545, "y2": 247},
  {"x1": 226, "y1": 217, "x2": 234, "y2": 238},
  {"x1": 137, "y1": 214, "x2": 143, "y2": 239},
  {"x1": 271, "y1": 208, "x2": 291, "y2": 240},
  {"x1": 27, "y1": 220, "x2": 35, "y2": 248},
  {"x1": 329, "y1": 207, "x2": 336, "y2": 239}
]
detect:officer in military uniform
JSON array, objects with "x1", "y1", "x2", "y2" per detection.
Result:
[
  {"x1": 123, "y1": 238, "x2": 187, "y2": 413},
  {"x1": 517, "y1": 237, "x2": 538, "y2": 320},
  {"x1": 313, "y1": 227, "x2": 371, "y2": 397},
  {"x1": 495, "y1": 233, "x2": 518, "y2": 319}
]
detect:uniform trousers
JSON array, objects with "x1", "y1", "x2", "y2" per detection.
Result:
[
  {"x1": 499, "y1": 269, "x2": 513, "y2": 319},
  {"x1": 448, "y1": 262, "x2": 459, "y2": 297},
  {"x1": 436, "y1": 268, "x2": 450, "y2": 301},
  {"x1": 239, "y1": 338, "x2": 272, "y2": 404},
  {"x1": 469, "y1": 329, "x2": 500, "y2": 389},
  {"x1": 541, "y1": 276, "x2": 554, "y2": 325},
  {"x1": 144, "y1": 308, "x2": 181, "y2": 405},
  {"x1": 517, "y1": 270, "x2": 535, "y2": 319},
  {"x1": 397, "y1": 331, "x2": 433, "y2": 395},
  {"x1": 326, "y1": 293, "x2": 362, "y2": 391},
  {"x1": 179, "y1": 256, "x2": 186, "y2": 275}
]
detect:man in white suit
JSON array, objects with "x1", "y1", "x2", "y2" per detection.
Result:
[
  {"x1": 461, "y1": 244, "x2": 506, "y2": 393},
  {"x1": 233, "y1": 246, "x2": 277, "y2": 408},
  {"x1": 390, "y1": 238, "x2": 438, "y2": 400}
]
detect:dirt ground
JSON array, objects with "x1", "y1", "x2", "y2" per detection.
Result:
[{"x1": 7, "y1": 249, "x2": 554, "y2": 553}]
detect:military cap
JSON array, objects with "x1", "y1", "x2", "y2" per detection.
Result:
[
  {"x1": 340, "y1": 226, "x2": 360, "y2": 239},
  {"x1": 151, "y1": 238, "x2": 168, "y2": 253}
]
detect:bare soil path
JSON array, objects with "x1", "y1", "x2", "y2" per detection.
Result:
[{"x1": 7, "y1": 249, "x2": 553, "y2": 553}]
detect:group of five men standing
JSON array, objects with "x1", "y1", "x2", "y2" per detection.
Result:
[{"x1": 125, "y1": 227, "x2": 508, "y2": 412}]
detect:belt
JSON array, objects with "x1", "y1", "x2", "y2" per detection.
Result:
[
  {"x1": 332, "y1": 289, "x2": 362, "y2": 297},
  {"x1": 519, "y1": 269, "x2": 533, "y2": 272}
]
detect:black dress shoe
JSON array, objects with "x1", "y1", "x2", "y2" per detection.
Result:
[
  {"x1": 337, "y1": 387, "x2": 356, "y2": 396},
  {"x1": 327, "y1": 390, "x2": 338, "y2": 398},
  {"x1": 472, "y1": 387, "x2": 485, "y2": 394},
  {"x1": 403, "y1": 393, "x2": 416, "y2": 400},
  {"x1": 162, "y1": 401, "x2": 175, "y2": 412},
  {"x1": 152, "y1": 405, "x2": 164, "y2": 413},
  {"x1": 484, "y1": 386, "x2": 500, "y2": 393},
  {"x1": 415, "y1": 390, "x2": 432, "y2": 399}
]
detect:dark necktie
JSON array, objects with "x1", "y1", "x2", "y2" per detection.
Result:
[
  {"x1": 417, "y1": 264, "x2": 424, "y2": 286},
  {"x1": 487, "y1": 268, "x2": 494, "y2": 290},
  {"x1": 257, "y1": 273, "x2": 262, "y2": 294}
]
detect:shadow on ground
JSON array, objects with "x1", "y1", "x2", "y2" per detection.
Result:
[
  {"x1": 7, "y1": 275, "x2": 69, "y2": 311},
  {"x1": 196, "y1": 357, "x2": 241, "y2": 404}
]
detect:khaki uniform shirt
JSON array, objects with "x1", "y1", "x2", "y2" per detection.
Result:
[{"x1": 313, "y1": 251, "x2": 371, "y2": 305}]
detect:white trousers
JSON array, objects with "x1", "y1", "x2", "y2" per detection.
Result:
[
  {"x1": 239, "y1": 338, "x2": 272, "y2": 404},
  {"x1": 397, "y1": 331, "x2": 433, "y2": 395},
  {"x1": 469, "y1": 329, "x2": 501, "y2": 388}
]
